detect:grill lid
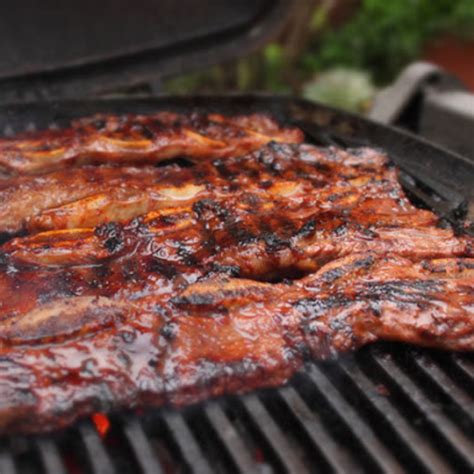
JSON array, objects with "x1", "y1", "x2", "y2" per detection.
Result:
[{"x1": 0, "y1": 0, "x2": 291, "y2": 102}]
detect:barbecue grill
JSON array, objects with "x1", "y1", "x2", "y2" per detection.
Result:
[{"x1": 0, "y1": 2, "x2": 473, "y2": 473}]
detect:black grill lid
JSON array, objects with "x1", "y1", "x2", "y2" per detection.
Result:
[{"x1": 0, "y1": 0, "x2": 291, "y2": 102}]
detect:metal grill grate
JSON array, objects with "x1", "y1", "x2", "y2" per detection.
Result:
[
  {"x1": 0, "y1": 109, "x2": 473, "y2": 473},
  {"x1": 0, "y1": 347, "x2": 472, "y2": 473}
]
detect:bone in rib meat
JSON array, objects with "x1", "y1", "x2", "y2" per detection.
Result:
[
  {"x1": 0, "y1": 113, "x2": 303, "y2": 175},
  {"x1": 0, "y1": 142, "x2": 435, "y2": 234},
  {"x1": 0, "y1": 253, "x2": 472, "y2": 434}
]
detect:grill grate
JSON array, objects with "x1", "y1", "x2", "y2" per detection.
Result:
[
  {"x1": 0, "y1": 113, "x2": 473, "y2": 473},
  {"x1": 0, "y1": 347, "x2": 473, "y2": 473}
]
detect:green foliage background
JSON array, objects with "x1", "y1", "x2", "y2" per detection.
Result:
[
  {"x1": 305, "y1": 0, "x2": 474, "y2": 84},
  {"x1": 165, "y1": 0, "x2": 474, "y2": 111}
]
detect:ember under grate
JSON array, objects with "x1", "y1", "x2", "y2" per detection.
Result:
[{"x1": 0, "y1": 102, "x2": 473, "y2": 473}]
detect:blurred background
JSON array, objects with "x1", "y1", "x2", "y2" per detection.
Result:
[{"x1": 164, "y1": 0, "x2": 474, "y2": 114}]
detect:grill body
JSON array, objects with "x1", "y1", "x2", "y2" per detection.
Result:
[{"x1": 0, "y1": 95, "x2": 472, "y2": 473}]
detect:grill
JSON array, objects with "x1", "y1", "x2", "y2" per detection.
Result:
[
  {"x1": 0, "y1": 96, "x2": 473, "y2": 473},
  {"x1": 0, "y1": 346, "x2": 473, "y2": 473}
]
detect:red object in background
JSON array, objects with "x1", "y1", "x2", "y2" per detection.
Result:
[{"x1": 423, "y1": 35, "x2": 474, "y2": 90}]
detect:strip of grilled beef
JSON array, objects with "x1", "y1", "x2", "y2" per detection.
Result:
[
  {"x1": 0, "y1": 113, "x2": 303, "y2": 175},
  {"x1": 0, "y1": 143, "x2": 435, "y2": 234},
  {"x1": 0, "y1": 206, "x2": 470, "y2": 331},
  {"x1": 0, "y1": 253, "x2": 472, "y2": 434}
]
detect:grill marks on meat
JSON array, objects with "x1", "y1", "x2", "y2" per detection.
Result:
[
  {"x1": 0, "y1": 142, "x2": 435, "y2": 235},
  {"x1": 1, "y1": 188, "x2": 469, "y2": 273},
  {"x1": 0, "y1": 113, "x2": 303, "y2": 175},
  {"x1": 0, "y1": 116, "x2": 472, "y2": 434}
]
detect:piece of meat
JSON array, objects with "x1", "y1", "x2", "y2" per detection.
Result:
[
  {"x1": 0, "y1": 253, "x2": 472, "y2": 433},
  {"x1": 0, "y1": 143, "x2": 383, "y2": 233},
  {"x1": 0, "y1": 113, "x2": 303, "y2": 175},
  {"x1": 0, "y1": 196, "x2": 471, "y2": 326},
  {"x1": 0, "y1": 143, "x2": 434, "y2": 234},
  {"x1": 1, "y1": 183, "x2": 468, "y2": 270}
]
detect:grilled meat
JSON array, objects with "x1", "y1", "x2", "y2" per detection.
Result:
[
  {"x1": 0, "y1": 196, "x2": 470, "y2": 331},
  {"x1": 0, "y1": 253, "x2": 472, "y2": 434},
  {"x1": 0, "y1": 142, "x2": 436, "y2": 234},
  {"x1": 0, "y1": 116, "x2": 472, "y2": 435},
  {"x1": 0, "y1": 113, "x2": 303, "y2": 175}
]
